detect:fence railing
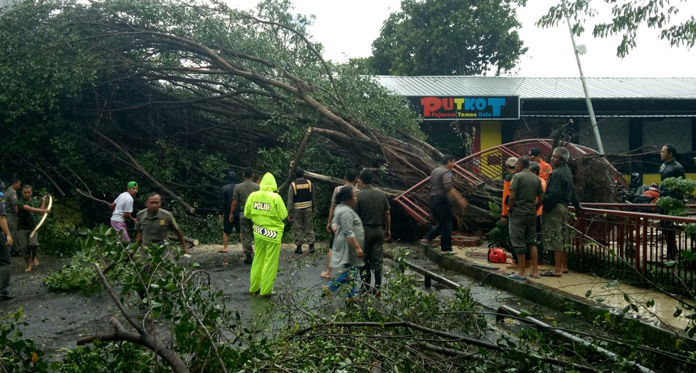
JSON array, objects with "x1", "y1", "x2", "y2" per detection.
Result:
[
  {"x1": 395, "y1": 139, "x2": 627, "y2": 225},
  {"x1": 570, "y1": 207, "x2": 696, "y2": 294}
]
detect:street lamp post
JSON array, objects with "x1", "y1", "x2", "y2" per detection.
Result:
[{"x1": 562, "y1": 0, "x2": 604, "y2": 154}]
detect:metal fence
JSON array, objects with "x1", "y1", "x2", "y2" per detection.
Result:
[
  {"x1": 570, "y1": 207, "x2": 696, "y2": 293},
  {"x1": 395, "y1": 139, "x2": 626, "y2": 224}
]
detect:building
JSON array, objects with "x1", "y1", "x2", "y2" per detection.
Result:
[{"x1": 376, "y1": 76, "x2": 696, "y2": 185}]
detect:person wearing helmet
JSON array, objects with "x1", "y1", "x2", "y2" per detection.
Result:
[{"x1": 245, "y1": 173, "x2": 288, "y2": 297}]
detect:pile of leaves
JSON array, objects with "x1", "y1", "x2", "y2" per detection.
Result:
[{"x1": 43, "y1": 225, "x2": 132, "y2": 293}]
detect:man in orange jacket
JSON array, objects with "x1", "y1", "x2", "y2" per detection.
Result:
[
  {"x1": 529, "y1": 148, "x2": 553, "y2": 183},
  {"x1": 501, "y1": 157, "x2": 518, "y2": 223}
]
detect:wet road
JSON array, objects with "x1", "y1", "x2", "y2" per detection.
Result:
[
  {"x1": 0, "y1": 242, "x2": 590, "y2": 361},
  {"x1": 0, "y1": 244, "x2": 332, "y2": 360}
]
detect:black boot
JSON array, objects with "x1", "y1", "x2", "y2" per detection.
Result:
[
  {"x1": 295, "y1": 245, "x2": 303, "y2": 254},
  {"x1": 309, "y1": 244, "x2": 315, "y2": 253}
]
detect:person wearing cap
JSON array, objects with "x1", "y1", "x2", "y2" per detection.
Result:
[
  {"x1": 0, "y1": 184, "x2": 15, "y2": 300},
  {"x1": 643, "y1": 183, "x2": 660, "y2": 204},
  {"x1": 421, "y1": 155, "x2": 468, "y2": 252},
  {"x1": 3, "y1": 179, "x2": 21, "y2": 256},
  {"x1": 530, "y1": 162, "x2": 548, "y2": 262},
  {"x1": 501, "y1": 157, "x2": 518, "y2": 223},
  {"x1": 231, "y1": 167, "x2": 260, "y2": 264},
  {"x1": 528, "y1": 148, "x2": 553, "y2": 182},
  {"x1": 219, "y1": 171, "x2": 239, "y2": 253},
  {"x1": 110, "y1": 181, "x2": 139, "y2": 242}
]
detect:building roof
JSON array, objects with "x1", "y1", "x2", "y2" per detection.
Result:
[{"x1": 374, "y1": 76, "x2": 696, "y2": 100}]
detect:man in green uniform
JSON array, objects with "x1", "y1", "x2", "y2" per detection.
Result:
[
  {"x1": 0, "y1": 184, "x2": 15, "y2": 300},
  {"x1": 17, "y1": 185, "x2": 47, "y2": 272},
  {"x1": 231, "y1": 167, "x2": 260, "y2": 264},
  {"x1": 245, "y1": 173, "x2": 287, "y2": 297},
  {"x1": 135, "y1": 192, "x2": 188, "y2": 253},
  {"x1": 507, "y1": 157, "x2": 544, "y2": 280},
  {"x1": 4, "y1": 179, "x2": 20, "y2": 256},
  {"x1": 353, "y1": 169, "x2": 391, "y2": 295},
  {"x1": 287, "y1": 167, "x2": 316, "y2": 254}
]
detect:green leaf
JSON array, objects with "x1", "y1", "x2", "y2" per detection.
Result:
[
  {"x1": 674, "y1": 308, "x2": 683, "y2": 317},
  {"x1": 585, "y1": 290, "x2": 592, "y2": 298},
  {"x1": 664, "y1": 261, "x2": 677, "y2": 267}
]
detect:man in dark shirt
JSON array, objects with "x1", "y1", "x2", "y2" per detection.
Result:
[
  {"x1": 231, "y1": 167, "x2": 260, "y2": 263},
  {"x1": 659, "y1": 144, "x2": 685, "y2": 259},
  {"x1": 541, "y1": 147, "x2": 581, "y2": 277},
  {"x1": 219, "y1": 171, "x2": 239, "y2": 253},
  {"x1": 354, "y1": 169, "x2": 391, "y2": 295},
  {"x1": 0, "y1": 185, "x2": 15, "y2": 300},
  {"x1": 507, "y1": 158, "x2": 544, "y2": 280},
  {"x1": 659, "y1": 144, "x2": 686, "y2": 182},
  {"x1": 422, "y1": 155, "x2": 468, "y2": 252}
]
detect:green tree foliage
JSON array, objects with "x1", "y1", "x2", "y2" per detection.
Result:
[
  {"x1": 537, "y1": 0, "x2": 696, "y2": 57},
  {"x1": 0, "y1": 0, "x2": 433, "y2": 226},
  {"x1": 370, "y1": 0, "x2": 527, "y2": 75}
]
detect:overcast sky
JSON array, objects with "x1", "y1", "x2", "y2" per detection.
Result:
[{"x1": 227, "y1": 0, "x2": 695, "y2": 77}]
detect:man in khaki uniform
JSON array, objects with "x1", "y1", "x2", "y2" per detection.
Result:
[
  {"x1": 3, "y1": 179, "x2": 20, "y2": 256},
  {"x1": 135, "y1": 192, "x2": 188, "y2": 253},
  {"x1": 287, "y1": 167, "x2": 316, "y2": 254},
  {"x1": 231, "y1": 167, "x2": 260, "y2": 264},
  {"x1": 1, "y1": 183, "x2": 15, "y2": 301},
  {"x1": 353, "y1": 169, "x2": 391, "y2": 295}
]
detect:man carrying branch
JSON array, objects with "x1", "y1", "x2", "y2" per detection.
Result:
[{"x1": 17, "y1": 185, "x2": 48, "y2": 273}]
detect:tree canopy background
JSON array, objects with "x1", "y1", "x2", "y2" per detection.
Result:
[
  {"x1": 370, "y1": 0, "x2": 527, "y2": 76},
  {"x1": 0, "y1": 0, "x2": 440, "y2": 229}
]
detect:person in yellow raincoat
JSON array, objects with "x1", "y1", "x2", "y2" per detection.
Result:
[{"x1": 244, "y1": 173, "x2": 288, "y2": 297}]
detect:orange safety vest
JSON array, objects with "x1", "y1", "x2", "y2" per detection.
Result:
[
  {"x1": 539, "y1": 159, "x2": 553, "y2": 182},
  {"x1": 502, "y1": 173, "x2": 513, "y2": 216},
  {"x1": 537, "y1": 177, "x2": 547, "y2": 216}
]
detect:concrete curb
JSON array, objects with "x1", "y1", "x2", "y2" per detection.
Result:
[{"x1": 423, "y1": 246, "x2": 696, "y2": 352}]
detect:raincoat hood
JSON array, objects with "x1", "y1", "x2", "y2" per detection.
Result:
[{"x1": 260, "y1": 173, "x2": 277, "y2": 191}]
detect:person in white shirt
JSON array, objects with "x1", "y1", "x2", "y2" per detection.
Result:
[{"x1": 110, "y1": 181, "x2": 138, "y2": 242}]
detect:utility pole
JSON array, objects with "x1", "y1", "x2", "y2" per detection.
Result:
[{"x1": 562, "y1": 0, "x2": 604, "y2": 154}]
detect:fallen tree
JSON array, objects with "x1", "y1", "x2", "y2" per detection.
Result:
[{"x1": 0, "y1": 0, "x2": 438, "y2": 222}]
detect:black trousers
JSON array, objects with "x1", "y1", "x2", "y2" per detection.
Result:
[
  {"x1": 0, "y1": 235, "x2": 10, "y2": 296},
  {"x1": 361, "y1": 226, "x2": 384, "y2": 290},
  {"x1": 426, "y1": 196, "x2": 453, "y2": 251}
]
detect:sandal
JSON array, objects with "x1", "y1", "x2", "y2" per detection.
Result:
[
  {"x1": 508, "y1": 274, "x2": 527, "y2": 281},
  {"x1": 540, "y1": 271, "x2": 562, "y2": 277},
  {"x1": 218, "y1": 250, "x2": 229, "y2": 253}
]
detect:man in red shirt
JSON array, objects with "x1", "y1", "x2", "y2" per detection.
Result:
[{"x1": 529, "y1": 148, "x2": 553, "y2": 182}]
